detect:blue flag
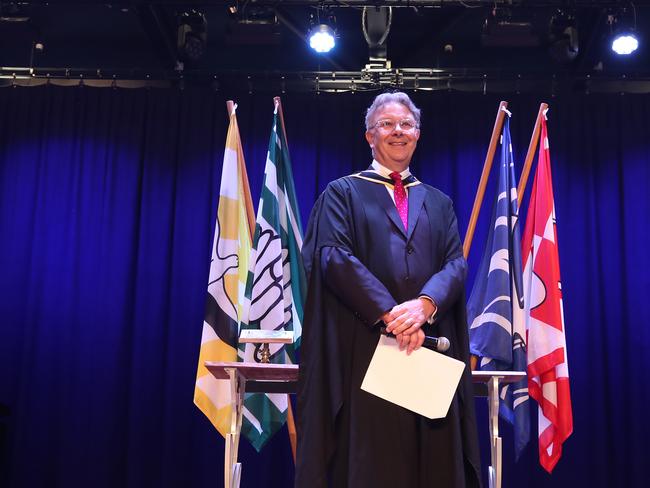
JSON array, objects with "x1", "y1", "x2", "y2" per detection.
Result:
[{"x1": 467, "y1": 115, "x2": 530, "y2": 458}]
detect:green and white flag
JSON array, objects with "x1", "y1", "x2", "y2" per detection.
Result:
[{"x1": 239, "y1": 99, "x2": 307, "y2": 451}]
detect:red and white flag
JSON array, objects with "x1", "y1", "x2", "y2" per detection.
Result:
[{"x1": 521, "y1": 115, "x2": 573, "y2": 473}]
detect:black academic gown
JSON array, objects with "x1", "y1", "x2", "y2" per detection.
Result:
[{"x1": 295, "y1": 171, "x2": 481, "y2": 488}]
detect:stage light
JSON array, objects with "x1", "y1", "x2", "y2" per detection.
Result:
[
  {"x1": 612, "y1": 32, "x2": 639, "y2": 55},
  {"x1": 608, "y1": 9, "x2": 639, "y2": 56},
  {"x1": 309, "y1": 24, "x2": 336, "y2": 53},
  {"x1": 308, "y1": 9, "x2": 336, "y2": 54},
  {"x1": 177, "y1": 10, "x2": 207, "y2": 63},
  {"x1": 362, "y1": 6, "x2": 392, "y2": 64},
  {"x1": 548, "y1": 10, "x2": 579, "y2": 64}
]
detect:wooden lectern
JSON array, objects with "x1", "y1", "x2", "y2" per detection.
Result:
[{"x1": 206, "y1": 362, "x2": 524, "y2": 488}]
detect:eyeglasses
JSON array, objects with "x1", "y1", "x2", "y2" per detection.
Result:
[{"x1": 372, "y1": 119, "x2": 418, "y2": 132}]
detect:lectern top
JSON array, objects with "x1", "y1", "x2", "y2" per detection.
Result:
[
  {"x1": 205, "y1": 361, "x2": 299, "y2": 382},
  {"x1": 471, "y1": 371, "x2": 526, "y2": 384}
]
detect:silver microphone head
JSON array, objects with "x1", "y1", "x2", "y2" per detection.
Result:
[{"x1": 437, "y1": 337, "x2": 451, "y2": 352}]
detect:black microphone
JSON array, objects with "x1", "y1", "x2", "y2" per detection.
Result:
[{"x1": 379, "y1": 327, "x2": 451, "y2": 353}]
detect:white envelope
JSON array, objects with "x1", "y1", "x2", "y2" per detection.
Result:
[{"x1": 361, "y1": 335, "x2": 466, "y2": 419}]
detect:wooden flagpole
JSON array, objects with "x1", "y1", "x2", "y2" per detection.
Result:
[
  {"x1": 273, "y1": 96, "x2": 298, "y2": 464},
  {"x1": 463, "y1": 101, "x2": 509, "y2": 260},
  {"x1": 517, "y1": 103, "x2": 548, "y2": 208},
  {"x1": 464, "y1": 101, "x2": 508, "y2": 372},
  {"x1": 464, "y1": 102, "x2": 549, "y2": 371}
]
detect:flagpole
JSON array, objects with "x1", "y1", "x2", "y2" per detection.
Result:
[
  {"x1": 517, "y1": 103, "x2": 548, "y2": 208},
  {"x1": 462, "y1": 101, "x2": 509, "y2": 260},
  {"x1": 463, "y1": 101, "x2": 508, "y2": 371},
  {"x1": 272, "y1": 95, "x2": 298, "y2": 464}
]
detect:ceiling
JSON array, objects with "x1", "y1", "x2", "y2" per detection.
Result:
[{"x1": 1, "y1": 1, "x2": 649, "y2": 91}]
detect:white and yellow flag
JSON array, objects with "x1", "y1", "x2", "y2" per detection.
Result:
[{"x1": 194, "y1": 102, "x2": 255, "y2": 436}]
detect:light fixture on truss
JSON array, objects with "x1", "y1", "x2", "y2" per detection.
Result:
[
  {"x1": 308, "y1": 8, "x2": 336, "y2": 53},
  {"x1": 177, "y1": 10, "x2": 208, "y2": 63},
  {"x1": 608, "y1": 6, "x2": 639, "y2": 56},
  {"x1": 548, "y1": 9, "x2": 579, "y2": 64}
]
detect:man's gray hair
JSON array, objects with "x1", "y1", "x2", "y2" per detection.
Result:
[{"x1": 365, "y1": 91, "x2": 421, "y2": 130}]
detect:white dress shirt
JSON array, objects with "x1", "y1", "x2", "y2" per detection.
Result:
[{"x1": 370, "y1": 159, "x2": 410, "y2": 203}]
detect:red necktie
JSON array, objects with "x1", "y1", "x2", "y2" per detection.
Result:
[{"x1": 390, "y1": 171, "x2": 408, "y2": 230}]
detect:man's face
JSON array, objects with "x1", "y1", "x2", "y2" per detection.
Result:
[{"x1": 365, "y1": 102, "x2": 420, "y2": 172}]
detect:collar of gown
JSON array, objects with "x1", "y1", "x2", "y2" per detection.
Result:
[{"x1": 371, "y1": 159, "x2": 411, "y2": 180}]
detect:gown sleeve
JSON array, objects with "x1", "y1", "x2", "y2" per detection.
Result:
[
  {"x1": 321, "y1": 247, "x2": 396, "y2": 325},
  {"x1": 419, "y1": 197, "x2": 468, "y2": 318},
  {"x1": 306, "y1": 179, "x2": 397, "y2": 325}
]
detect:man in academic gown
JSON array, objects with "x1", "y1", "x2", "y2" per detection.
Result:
[{"x1": 295, "y1": 92, "x2": 481, "y2": 488}]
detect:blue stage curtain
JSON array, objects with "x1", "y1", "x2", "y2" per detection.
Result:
[{"x1": 1, "y1": 86, "x2": 649, "y2": 488}]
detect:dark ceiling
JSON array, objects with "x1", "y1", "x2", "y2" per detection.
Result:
[{"x1": 1, "y1": 1, "x2": 649, "y2": 91}]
